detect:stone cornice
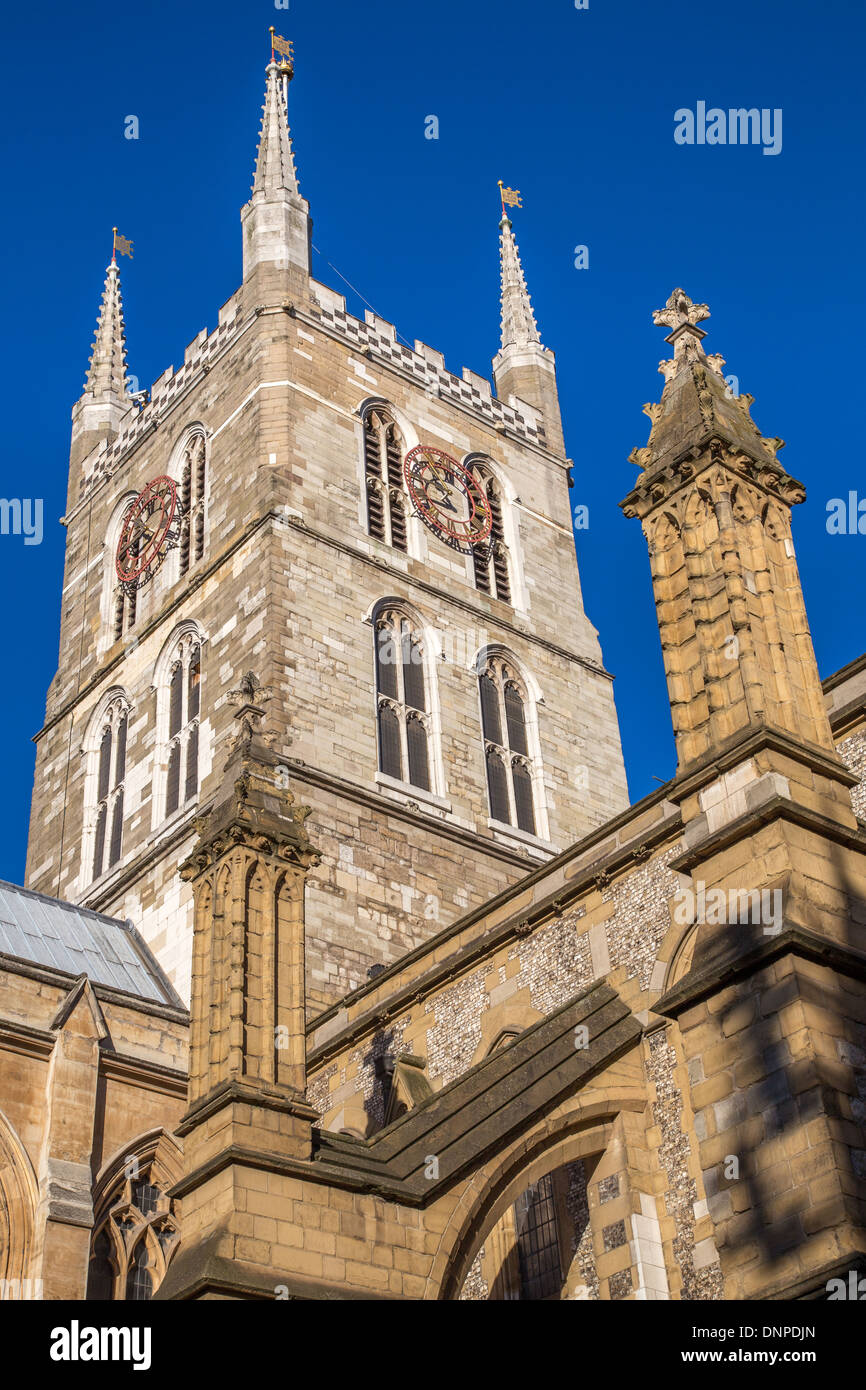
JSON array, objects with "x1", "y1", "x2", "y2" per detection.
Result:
[
  {"x1": 175, "y1": 1078, "x2": 318, "y2": 1140},
  {"x1": 0, "y1": 954, "x2": 188, "y2": 1023},
  {"x1": 667, "y1": 723, "x2": 860, "y2": 804},
  {"x1": 823, "y1": 651, "x2": 866, "y2": 694},
  {"x1": 155, "y1": 1231, "x2": 393, "y2": 1301},
  {"x1": 670, "y1": 794, "x2": 866, "y2": 876},
  {"x1": 653, "y1": 924, "x2": 866, "y2": 1020},
  {"x1": 621, "y1": 436, "x2": 806, "y2": 522},
  {"x1": 0, "y1": 1018, "x2": 55, "y2": 1059},
  {"x1": 98, "y1": 1052, "x2": 188, "y2": 1098}
]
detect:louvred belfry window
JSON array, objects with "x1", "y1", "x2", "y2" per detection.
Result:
[
  {"x1": 479, "y1": 657, "x2": 537, "y2": 835},
  {"x1": 91, "y1": 698, "x2": 129, "y2": 882},
  {"x1": 363, "y1": 409, "x2": 408, "y2": 551},
  {"x1": 164, "y1": 637, "x2": 201, "y2": 819},
  {"x1": 178, "y1": 433, "x2": 207, "y2": 575},
  {"x1": 471, "y1": 470, "x2": 511, "y2": 603},
  {"x1": 374, "y1": 612, "x2": 431, "y2": 791}
]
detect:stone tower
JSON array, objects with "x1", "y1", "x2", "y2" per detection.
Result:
[{"x1": 25, "y1": 57, "x2": 628, "y2": 1010}]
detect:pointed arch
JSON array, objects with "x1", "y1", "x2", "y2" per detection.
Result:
[
  {"x1": 151, "y1": 621, "x2": 207, "y2": 829},
  {"x1": 82, "y1": 687, "x2": 132, "y2": 887},
  {"x1": 0, "y1": 1110, "x2": 38, "y2": 1292},
  {"x1": 168, "y1": 424, "x2": 208, "y2": 578},
  {"x1": 359, "y1": 401, "x2": 409, "y2": 550},
  {"x1": 368, "y1": 597, "x2": 445, "y2": 798},
  {"x1": 87, "y1": 1129, "x2": 183, "y2": 1302},
  {"x1": 474, "y1": 645, "x2": 548, "y2": 840},
  {"x1": 463, "y1": 455, "x2": 514, "y2": 603}
]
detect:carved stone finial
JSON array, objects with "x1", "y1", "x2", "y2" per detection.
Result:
[
  {"x1": 229, "y1": 671, "x2": 273, "y2": 707},
  {"x1": 652, "y1": 288, "x2": 711, "y2": 332}
]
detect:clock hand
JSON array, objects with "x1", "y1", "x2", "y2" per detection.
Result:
[{"x1": 426, "y1": 476, "x2": 458, "y2": 512}]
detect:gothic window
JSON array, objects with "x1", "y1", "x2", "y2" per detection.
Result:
[
  {"x1": 125, "y1": 1242, "x2": 153, "y2": 1301},
  {"x1": 178, "y1": 432, "x2": 207, "y2": 575},
  {"x1": 514, "y1": 1172, "x2": 563, "y2": 1300},
  {"x1": 161, "y1": 635, "x2": 201, "y2": 820},
  {"x1": 479, "y1": 657, "x2": 537, "y2": 835},
  {"x1": 374, "y1": 611, "x2": 431, "y2": 791},
  {"x1": 470, "y1": 468, "x2": 511, "y2": 602},
  {"x1": 86, "y1": 1158, "x2": 180, "y2": 1302},
  {"x1": 91, "y1": 697, "x2": 129, "y2": 882},
  {"x1": 363, "y1": 408, "x2": 408, "y2": 551}
]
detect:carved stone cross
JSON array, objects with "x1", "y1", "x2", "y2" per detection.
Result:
[{"x1": 652, "y1": 288, "x2": 711, "y2": 331}]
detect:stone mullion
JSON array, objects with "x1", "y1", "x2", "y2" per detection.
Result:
[
  {"x1": 495, "y1": 674, "x2": 519, "y2": 827},
  {"x1": 275, "y1": 869, "x2": 307, "y2": 1092},
  {"x1": 227, "y1": 849, "x2": 248, "y2": 1078},
  {"x1": 379, "y1": 428, "x2": 393, "y2": 548},
  {"x1": 188, "y1": 872, "x2": 213, "y2": 1105},
  {"x1": 259, "y1": 859, "x2": 277, "y2": 1085}
]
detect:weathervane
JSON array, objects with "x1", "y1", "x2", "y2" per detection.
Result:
[{"x1": 497, "y1": 181, "x2": 523, "y2": 220}]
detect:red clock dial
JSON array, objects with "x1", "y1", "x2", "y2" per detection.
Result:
[
  {"x1": 115, "y1": 476, "x2": 179, "y2": 587},
  {"x1": 403, "y1": 446, "x2": 493, "y2": 554}
]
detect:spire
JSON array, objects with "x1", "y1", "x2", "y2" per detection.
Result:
[
  {"x1": 251, "y1": 61, "x2": 300, "y2": 199},
  {"x1": 492, "y1": 214, "x2": 564, "y2": 455},
  {"x1": 498, "y1": 216, "x2": 542, "y2": 352},
  {"x1": 84, "y1": 259, "x2": 129, "y2": 399},
  {"x1": 241, "y1": 58, "x2": 311, "y2": 284}
]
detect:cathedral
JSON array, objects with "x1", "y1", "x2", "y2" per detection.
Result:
[{"x1": 1, "y1": 49, "x2": 864, "y2": 1303}]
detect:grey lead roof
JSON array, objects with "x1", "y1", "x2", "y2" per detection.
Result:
[{"x1": 0, "y1": 879, "x2": 184, "y2": 1008}]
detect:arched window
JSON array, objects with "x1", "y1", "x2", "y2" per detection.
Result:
[
  {"x1": 514, "y1": 1172, "x2": 562, "y2": 1299},
  {"x1": 374, "y1": 611, "x2": 431, "y2": 790},
  {"x1": 479, "y1": 657, "x2": 538, "y2": 835},
  {"x1": 86, "y1": 1146, "x2": 180, "y2": 1302},
  {"x1": 90, "y1": 696, "x2": 129, "y2": 882},
  {"x1": 160, "y1": 633, "x2": 201, "y2": 820},
  {"x1": 363, "y1": 408, "x2": 408, "y2": 550},
  {"x1": 178, "y1": 432, "x2": 206, "y2": 575},
  {"x1": 470, "y1": 468, "x2": 511, "y2": 603}
]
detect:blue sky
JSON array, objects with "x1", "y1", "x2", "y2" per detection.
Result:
[{"x1": 1, "y1": 0, "x2": 864, "y2": 882}]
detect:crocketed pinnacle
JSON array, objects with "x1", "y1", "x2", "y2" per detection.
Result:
[
  {"x1": 498, "y1": 216, "x2": 542, "y2": 352},
  {"x1": 84, "y1": 260, "x2": 129, "y2": 398},
  {"x1": 251, "y1": 61, "x2": 299, "y2": 198},
  {"x1": 627, "y1": 287, "x2": 787, "y2": 474}
]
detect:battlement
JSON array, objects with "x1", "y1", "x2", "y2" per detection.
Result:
[
  {"x1": 309, "y1": 283, "x2": 545, "y2": 445},
  {"x1": 81, "y1": 274, "x2": 548, "y2": 497},
  {"x1": 81, "y1": 289, "x2": 243, "y2": 493}
]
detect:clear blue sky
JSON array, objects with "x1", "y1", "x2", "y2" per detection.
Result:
[{"x1": 1, "y1": 0, "x2": 863, "y2": 883}]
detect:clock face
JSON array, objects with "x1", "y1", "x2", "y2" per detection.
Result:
[
  {"x1": 403, "y1": 446, "x2": 493, "y2": 554},
  {"x1": 115, "y1": 476, "x2": 179, "y2": 588}
]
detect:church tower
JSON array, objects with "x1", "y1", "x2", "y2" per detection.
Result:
[{"x1": 25, "y1": 52, "x2": 628, "y2": 1009}]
